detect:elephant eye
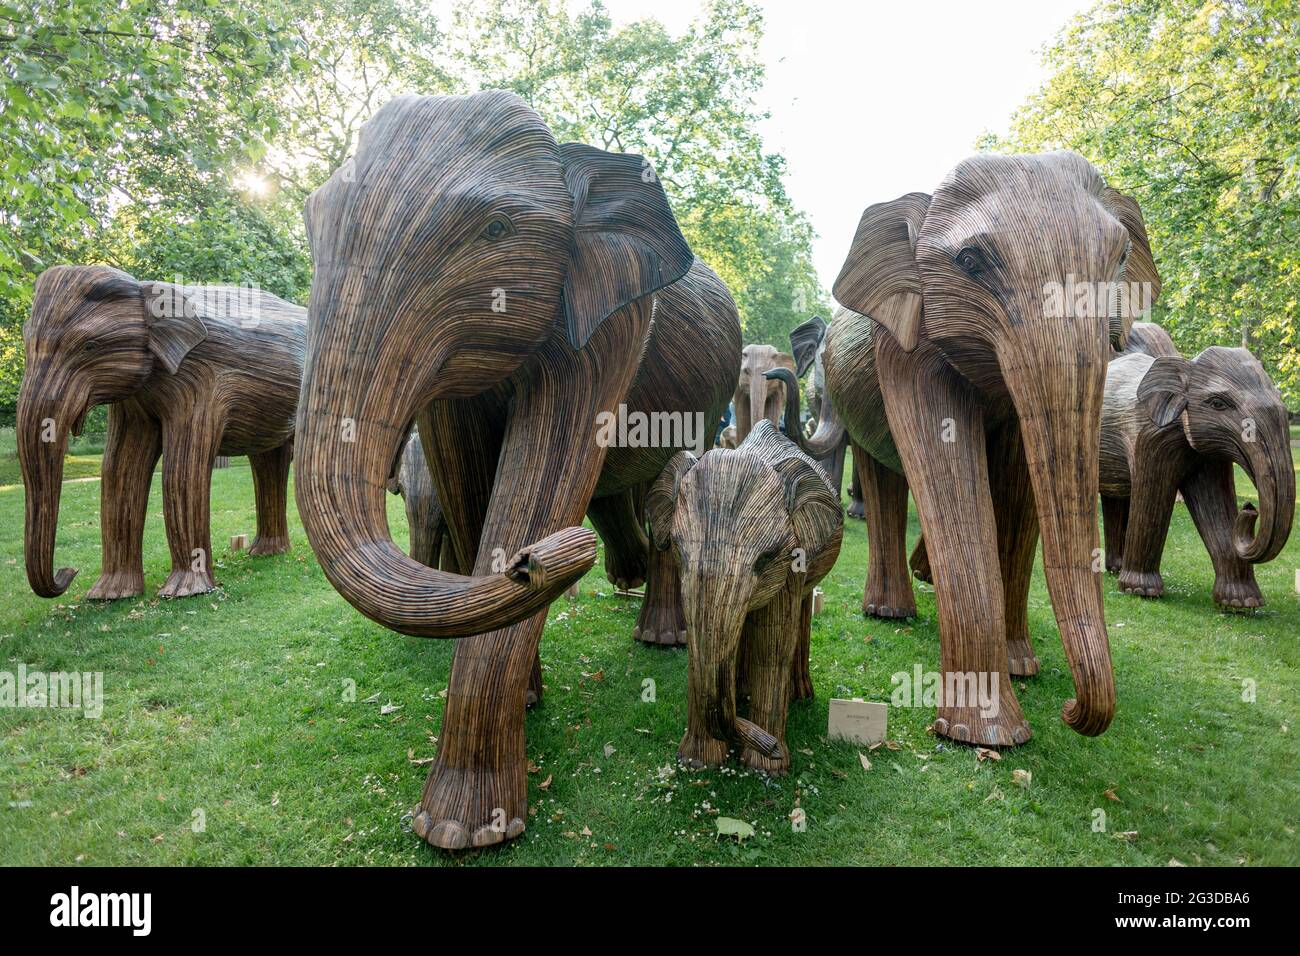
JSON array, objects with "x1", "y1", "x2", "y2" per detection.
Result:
[
  {"x1": 753, "y1": 547, "x2": 782, "y2": 574},
  {"x1": 82, "y1": 339, "x2": 99, "y2": 352},
  {"x1": 954, "y1": 246, "x2": 988, "y2": 277},
  {"x1": 481, "y1": 215, "x2": 514, "y2": 241},
  {"x1": 1206, "y1": 395, "x2": 1232, "y2": 411}
]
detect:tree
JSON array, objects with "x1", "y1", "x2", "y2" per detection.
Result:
[{"x1": 983, "y1": 0, "x2": 1300, "y2": 405}]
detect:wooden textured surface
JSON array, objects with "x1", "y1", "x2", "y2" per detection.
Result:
[
  {"x1": 1100, "y1": 322, "x2": 1295, "y2": 607},
  {"x1": 293, "y1": 91, "x2": 740, "y2": 849},
  {"x1": 790, "y1": 314, "x2": 849, "y2": 500},
  {"x1": 19, "y1": 264, "x2": 306, "y2": 600},
  {"x1": 649, "y1": 420, "x2": 842, "y2": 776},
  {"x1": 781, "y1": 153, "x2": 1160, "y2": 744}
]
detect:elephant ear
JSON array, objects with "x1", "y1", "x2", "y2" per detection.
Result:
[
  {"x1": 1137, "y1": 355, "x2": 1191, "y2": 428},
  {"x1": 645, "y1": 451, "x2": 698, "y2": 551},
  {"x1": 790, "y1": 315, "x2": 827, "y2": 377},
  {"x1": 833, "y1": 193, "x2": 930, "y2": 353},
  {"x1": 774, "y1": 457, "x2": 842, "y2": 560},
  {"x1": 141, "y1": 282, "x2": 208, "y2": 374},
  {"x1": 559, "y1": 143, "x2": 695, "y2": 350},
  {"x1": 1100, "y1": 188, "x2": 1162, "y2": 349}
]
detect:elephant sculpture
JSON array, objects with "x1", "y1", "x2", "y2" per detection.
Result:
[
  {"x1": 19, "y1": 265, "x2": 306, "y2": 600},
  {"x1": 789, "y1": 314, "x2": 849, "y2": 501},
  {"x1": 293, "y1": 91, "x2": 741, "y2": 849},
  {"x1": 779, "y1": 151, "x2": 1163, "y2": 746},
  {"x1": 647, "y1": 420, "x2": 842, "y2": 775},
  {"x1": 387, "y1": 428, "x2": 449, "y2": 569},
  {"x1": 733, "y1": 344, "x2": 795, "y2": 444},
  {"x1": 1100, "y1": 321, "x2": 1295, "y2": 607}
]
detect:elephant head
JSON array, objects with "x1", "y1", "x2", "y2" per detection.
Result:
[
  {"x1": 647, "y1": 426, "x2": 842, "y2": 757},
  {"x1": 833, "y1": 153, "x2": 1162, "y2": 737},
  {"x1": 18, "y1": 265, "x2": 208, "y2": 597},
  {"x1": 790, "y1": 314, "x2": 828, "y2": 420},
  {"x1": 1138, "y1": 346, "x2": 1295, "y2": 563},
  {"x1": 734, "y1": 344, "x2": 796, "y2": 443},
  {"x1": 295, "y1": 91, "x2": 695, "y2": 638}
]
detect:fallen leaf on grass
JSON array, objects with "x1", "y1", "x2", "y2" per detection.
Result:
[
  {"x1": 1011, "y1": 769, "x2": 1032, "y2": 789},
  {"x1": 603, "y1": 743, "x2": 616, "y2": 758},
  {"x1": 858, "y1": 753, "x2": 872, "y2": 771},
  {"x1": 1104, "y1": 788, "x2": 1121, "y2": 802},
  {"x1": 538, "y1": 774, "x2": 553, "y2": 791},
  {"x1": 716, "y1": 817, "x2": 755, "y2": 843},
  {"x1": 407, "y1": 749, "x2": 435, "y2": 767},
  {"x1": 380, "y1": 702, "x2": 401, "y2": 715},
  {"x1": 975, "y1": 748, "x2": 1001, "y2": 762},
  {"x1": 1114, "y1": 831, "x2": 1138, "y2": 841}
]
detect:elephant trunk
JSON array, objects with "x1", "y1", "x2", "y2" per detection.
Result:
[
  {"x1": 17, "y1": 379, "x2": 80, "y2": 597},
  {"x1": 293, "y1": 345, "x2": 595, "y2": 639},
  {"x1": 1233, "y1": 430, "x2": 1295, "y2": 564},
  {"x1": 1003, "y1": 343, "x2": 1115, "y2": 737},
  {"x1": 745, "y1": 371, "x2": 768, "y2": 444},
  {"x1": 683, "y1": 580, "x2": 783, "y2": 759},
  {"x1": 767, "y1": 367, "x2": 846, "y2": 459}
]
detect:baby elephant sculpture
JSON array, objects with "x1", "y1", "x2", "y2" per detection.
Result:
[
  {"x1": 1101, "y1": 322, "x2": 1295, "y2": 607},
  {"x1": 387, "y1": 428, "x2": 450, "y2": 570},
  {"x1": 647, "y1": 420, "x2": 843, "y2": 775},
  {"x1": 19, "y1": 265, "x2": 306, "y2": 599}
]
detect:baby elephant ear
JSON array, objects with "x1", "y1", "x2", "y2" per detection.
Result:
[
  {"x1": 789, "y1": 315, "x2": 827, "y2": 377},
  {"x1": 1137, "y1": 355, "x2": 1192, "y2": 428},
  {"x1": 833, "y1": 192, "x2": 930, "y2": 352},
  {"x1": 774, "y1": 457, "x2": 843, "y2": 560},
  {"x1": 559, "y1": 143, "x2": 695, "y2": 350},
  {"x1": 645, "y1": 451, "x2": 697, "y2": 552},
  {"x1": 141, "y1": 282, "x2": 208, "y2": 374}
]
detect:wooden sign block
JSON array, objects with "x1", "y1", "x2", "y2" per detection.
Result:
[
  {"x1": 230, "y1": 533, "x2": 249, "y2": 551},
  {"x1": 1295, "y1": 569, "x2": 1299, "y2": 594},
  {"x1": 827, "y1": 698, "x2": 888, "y2": 746},
  {"x1": 811, "y1": 586, "x2": 824, "y2": 616},
  {"x1": 565, "y1": 582, "x2": 580, "y2": 599}
]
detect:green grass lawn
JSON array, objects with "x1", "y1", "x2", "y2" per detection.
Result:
[{"x1": 0, "y1": 446, "x2": 1297, "y2": 866}]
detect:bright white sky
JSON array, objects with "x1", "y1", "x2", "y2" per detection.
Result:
[{"x1": 600, "y1": 0, "x2": 1093, "y2": 290}]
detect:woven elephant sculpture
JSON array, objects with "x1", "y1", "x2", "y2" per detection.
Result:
[
  {"x1": 19, "y1": 265, "x2": 306, "y2": 600},
  {"x1": 647, "y1": 420, "x2": 842, "y2": 775}
]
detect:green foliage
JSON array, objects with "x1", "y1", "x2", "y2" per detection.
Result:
[{"x1": 983, "y1": 0, "x2": 1300, "y2": 405}]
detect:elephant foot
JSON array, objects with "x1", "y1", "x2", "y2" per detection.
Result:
[
  {"x1": 933, "y1": 688, "x2": 1032, "y2": 748},
  {"x1": 1118, "y1": 568, "x2": 1164, "y2": 598},
  {"x1": 1213, "y1": 576, "x2": 1264, "y2": 611},
  {"x1": 158, "y1": 569, "x2": 217, "y2": 599},
  {"x1": 247, "y1": 535, "x2": 290, "y2": 556},
  {"x1": 677, "y1": 731, "x2": 728, "y2": 770},
  {"x1": 411, "y1": 763, "x2": 526, "y2": 851},
  {"x1": 525, "y1": 656, "x2": 544, "y2": 708},
  {"x1": 1006, "y1": 634, "x2": 1040, "y2": 677},
  {"x1": 909, "y1": 549, "x2": 933, "y2": 585},
  {"x1": 603, "y1": 548, "x2": 648, "y2": 593},
  {"x1": 633, "y1": 594, "x2": 686, "y2": 646},
  {"x1": 846, "y1": 499, "x2": 865, "y2": 520},
  {"x1": 85, "y1": 570, "x2": 144, "y2": 601},
  {"x1": 1104, "y1": 555, "x2": 1123, "y2": 575},
  {"x1": 740, "y1": 740, "x2": 790, "y2": 777},
  {"x1": 863, "y1": 599, "x2": 916, "y2": 619}
]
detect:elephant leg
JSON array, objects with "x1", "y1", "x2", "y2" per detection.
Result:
[
  {"x1": 588, "y1": 488, "x2": 649, "y2": 591},
  {"x1": 988, "y1": 419, "x2": 1041, "y2": 678},
  {"x1": 86, "y1": 403, "x2": 160, "y2": 600},
  {"x1": 859, "y1": 454, "x2": 915, "y2": 619},
  {"x1": 790, "y1": 592, "x2": 814, "y2": 701},
  {"x1": 875, "y1": 337, "x2": 1029, "y2": 747},
  {"x1": 1100, "y1": 495, "x2": 1128, "y2": 575},
  {"x1": 248, "y1": 440, "x2": 293, "y2": 556},
  {"x1": 846, "y1": 443, "x2": 865, "y2": 520},
  {"x1": 737, "y1": 579, "x2": 801, "y2": 775},
  {"x1": 632, "y1": 539, "x2": 687, "y2": 646},
  {"x1": 909, "y1": 536, "x2": 933, "y2": 584},
  {"x1": 1180, "y1": 459, "x2": 1263, "y2": 609},
  {"x1": 158, "y1": 410, "x2": 224, "y2": 598},
  {"x1": 412, "y1": 332, "x2": 644, "y2": 851},
  {"x1": 1118, "y1": 445, "x2": 1183, "y2": 598}
]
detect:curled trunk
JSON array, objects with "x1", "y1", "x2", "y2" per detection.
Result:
[
  {"x1": 1233, "y1": 433, "x2": 1295, "y2": 564},
  {"x1": 767, "y1": 367, "x2": 845, "y2": 459}
]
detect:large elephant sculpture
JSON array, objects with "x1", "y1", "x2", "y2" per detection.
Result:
[
  {"x1": 733, "y1": 344, "x2": 796, "y2": 444},
  {"x1": 1101, "y1": 322, "x2": 1295, "y2": 607},
  {"x1": 19, "y1": 265, "x2": 305, "y2": 600},
  {"x1": 294, "y1": 91, "x2": 741, "y2": 849},
  {"x1": 779, "y1": 151, "x2": 1162, "y2": 746},
  {"x1": 789, "y1": 314, "x2": 849, "y2": 501},
  {"x1": 647, "y1": 420, "x2": 842, "y2": 775}
]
